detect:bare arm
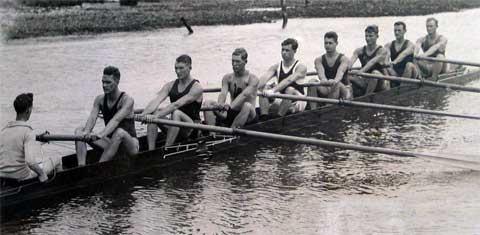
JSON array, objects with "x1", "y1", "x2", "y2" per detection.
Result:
[
  {"x1": 349, "y1": 48, "x2": 361, "y2": 69},
  {"x1": 414, "y1": 37, "x2": 424, "y2": 56},
  {"x1": 230, "y1": 74, "x2": 260, "y2": 108},
  {"x1": 83, "y1": 96, "x2": 102, "y2": 133},
  {"x1": 154, "y1": 82, "x2": 203, "y2": 117},
  {"x1": 98, "y1": 95, "x2": 134, "y2": 138},
  {"x1": 273, "y1": 63, "x2": 307, "y2": 93},
  {"x1": 25, "y1": 132, "x2": 47, "y2": 182},
  {"x1": 359, "y1": 47, "x2": 387, "y2": 73},
  {"x1": 217, "y1": 75, "x2": 230, "y2": 105},
  {"x1": 392, "y1": 41, "x2": 415, "y2": 64},
  {"x1": 141, "y1": 82, "x2": 172, "y2": 115},
  {"x1": 333, "y1": 56, "x2": 350, "y2": 83},
  {"x1": 258, "y1": 64, "x2": 278, "y2": 90},
  {"x1": 314, "y1": 57, "x2": 328, "y2": 81},
  {"x1": 423, "y1": 35, "x2": 447, "y2": 57}
]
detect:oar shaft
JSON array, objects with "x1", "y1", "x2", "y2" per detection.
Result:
[
  {"x1": 134, "y1": 106, "x2": 222, "y2": 114},
  {"x1": 36, "y1": 134, "x2": 88, "y2": 142},
  {"x1": 134, "y1": 118, "x2": 480, "y2": 169},
  {"x1": 415, "y1": 56, "x2": 480, "y2": 67},
  {"x1": 262, "y1": 93, "x2": 480, "y2": 120},
  {"x1": 351, "y1": 71, "x2": 480, "y2": 93}
]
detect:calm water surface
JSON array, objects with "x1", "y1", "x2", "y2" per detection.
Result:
[{"x1": 1, "y1": 9, "x2": 480, "y2": 234}]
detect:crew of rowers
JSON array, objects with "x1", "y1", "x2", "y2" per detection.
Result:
[{"x1": 0, "y1": 18, "x2": 451, "y2": 182}]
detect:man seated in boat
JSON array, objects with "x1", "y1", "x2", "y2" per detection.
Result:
[
  {"x1": 414, "y1": 17, "x2": 448, "y2": 80},
  {"x1": 384, "y1": 21, "x2": 418, "y2": 87},
  {"x1": 307, "y1": 31, "x2": 351, "y2": 109},
  {"x1": 138, "y1": 55, "x2": 203, "y2": 150},
  {"x1": 75, "y1": 66, "x2": 139, "y2": 166},
  {"x1": 203, "y1": 48, "x2": 259, "y2": 128},
  {"x1": 0, "y1": 93, "x2": 61, "y2": 182},
  {"x1": 349, "y1": 25, "x2": 390, "y2": 97},
  {"x1": 258, "y1": 38, "x2": 308, "y2": 120}
]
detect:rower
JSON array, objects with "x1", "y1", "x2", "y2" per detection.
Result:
[
  {"x1": 414, "y1": 17, "x2": 448, "y2": 80},
  {"x1": 258, "y1": 38, "x2": 308, "y2": 120},
  {"x1": 138, "y1": 55, "x2": 203, "y2": 150},
  {"x1": 203, "y1": 48, "x2": 259, "y2": 128},
  {"x1": 307, "y1": 31, "x2": 351, "y2": 109},
  {"x1": 384, "y1": 21, "x2": 418, "y2": 87},
  {"x1": 75, "y1": 66, "x2": 139, "y2": 166},
  {"x1": 349, "y1": 25, "x2": 389, "y2": 97},
  {"x1": 0, "y1": 93, "x2": 60, "y2": 182}
]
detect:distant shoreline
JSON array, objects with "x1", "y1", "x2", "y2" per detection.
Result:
[{"x1": 2, "y1": 0, "x2": 480, "y2": 40}]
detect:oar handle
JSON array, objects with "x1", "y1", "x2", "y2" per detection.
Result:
[
  {"x1": 36, "y1": 132, "x2": 99, "y2": 143},
  {"x1": 415, "y1": 56, "x2": 480, "y2": 67}
]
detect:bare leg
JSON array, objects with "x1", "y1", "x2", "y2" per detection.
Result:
[
  {"x1": 74, "y1": 127, "x2": 87, "y2": 166},
  {"x1": 307, "y1": 85, "x2": 321, "y2": 110},
  {"x1": 99, "y1": 129, "x2": 139, "y2": 162},
  {"x1": 203, "y1": 100, "x2": 218, "y2": 126},
  {"x1": 231, "y1": 102, "x2": 255, "y2": 128},
  {"x1": 431, "y1": 54, "x2": 447, "y2": 80},
  {"x1": 327, "y1": 84, "x2": 340, "y2": 99},
  {"x1": 166, "y1": 110, "x2": 194, "y2": 146},
  {"x1": 259, "y1": 96, "x2": 271, "y2": 116},
  {"x1": 147, "y1": 123, "x2": 159, "y2": 151},
  {"x1": 365, "y1": 75, "x2": 379, "y2": 95},
  {"x1": 278, "y1": 87, "x2": 301, "y2": 116}
]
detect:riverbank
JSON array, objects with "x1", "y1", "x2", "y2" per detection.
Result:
[{"x1": 2, "y1": 0, "x2": 480, "y2": 40}]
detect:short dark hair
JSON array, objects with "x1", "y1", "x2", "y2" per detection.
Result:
[
  {"x1": 103, "y1": 66, "x2": 121, "y2": 81},
  {"x1": 14, "y1": 93, "x2": 33, "y2": 114},
  {"x1": 281, "y1": 38, "x2": 298, "y2": 51},
  {"x1": 176, "y1": 54, "x2": 192, "y2": 66},
  {"x1": 426, "y1": 17, "x2": 438, "y2": 26},
  {"x1": 232, "y1": 48, "x2": 248, "y2": 61},
  {"x1": 365, "y1": 25, "x2": 379, "y2": 34},
  {"x1": 394, "y1": 21, "x2": 407, "y2": 31},
  {"x1": 324, "y1": 31, "x2": 338, "y2": 43}
]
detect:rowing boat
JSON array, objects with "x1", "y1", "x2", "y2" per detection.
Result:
[{"x1": 1, "y1": 68, "x2": 479, "y2": 217}]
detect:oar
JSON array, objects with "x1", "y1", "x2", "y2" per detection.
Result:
[
  {"x1": 260, "y1": 93, "x2": 480, "y2": 120},
  {"x1": 133, "y1": 106, "x2": 224, "y2": 115},
  {"x1": 36, "y1": 133, "x2": 98, "y2": 143},
  {"x1": 349, "y1": 71, "x2": 480, "y2": 93},
  {"x1": 415, "y1": 56, "x2": 480, "y2": 67},
  {"x1": 134, "y1": 117, "x2": 480, "y2": 171}
]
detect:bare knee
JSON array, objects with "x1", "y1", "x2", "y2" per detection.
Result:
[
  {"x1": 284, "y1": 87, "x2": 297, "y2": 95},
  {"x1": 75, "y1": 126, "x2": 85, "y2": 135},
  {"x1": 171, "y1": 110, "x2": 182, "y2": 120},
  {"x1": 204, "y1": 99, "x2": 217, "y2": 106},
  {"x1": 111, "y1": 128, "x2": 128, "y2": 142}
]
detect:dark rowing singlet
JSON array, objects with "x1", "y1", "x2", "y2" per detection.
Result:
[
  {"x1": 390, "y1": 40, "x2": 414, "y2": 74},
  {"x1": 359, "y1": 46, "x2": 385, "y2": 74},
  {"x1": 322, "y1": 53, "x2": 349, "y2": 86},
  {"x1": 421, "y1": 36, "x2": 445, "y2": 57},
  {"x1": 231, "y1": 83, "x2": 244, "y2": 100},
  {"x1": 276, "y1": 60, "x2": 304, "y2": 94},
  {"x1": 169, "y1": 79, "x2": 202, "y2": 121},
  {"x1": 101, "y1": 92, "x2": 137, "y2": 138}
]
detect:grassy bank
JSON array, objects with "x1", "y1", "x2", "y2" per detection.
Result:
[{"x1": 2, "y1": 0, "x2": 480, "y2": 40}]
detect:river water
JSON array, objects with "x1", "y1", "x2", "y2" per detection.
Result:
[{"x1": 1, "y1": 8, "x2": 480, "y2": 234}]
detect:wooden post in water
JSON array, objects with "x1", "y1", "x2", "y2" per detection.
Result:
[
  {"x1": 281, "y1": 0, "x2": 288, "y2": 29},
  {"x1": 180, "y1": 17, "x2": 194, "y2": 34}
]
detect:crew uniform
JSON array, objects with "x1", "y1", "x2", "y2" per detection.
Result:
[
  {"x1": 389, "y1": 40, "x2": 414, "y2": 86},
  {"x1": 100, "y1": 92, "x2": 137, "y2": 138},
  {"x1": 166, "y1": 79, "x2": 202, "y2": 137},
  {"x1": 271, "y1": 60, "x2": 307, "y2": 112},
  {"x1": 217, "y1": 83, "x2": 257, "y2": 127},
  {"x1": 353, "y1": 46, "x2": 389, "y2": 96},
  {"x1": 421, "y1": 36, "x2": 445, "y2": 57},
  {"x1": 318, "y1": 53, "x2": 352, "y2": 96}
]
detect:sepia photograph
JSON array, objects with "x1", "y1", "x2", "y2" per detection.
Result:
[{"x1": 1, "y1": 0, "x2": 480, "y2": 234}]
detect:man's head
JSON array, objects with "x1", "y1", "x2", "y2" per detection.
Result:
[
  {"x1": 175, "y1": 54, "x2": 192, "y2": 80},
  {"x1": 364, "y1": 25, "x2": 379, "y2": 46},
  {"x1": 393, "y1": 21, "x2": 407, "y2": 40},
  {"x1": 232, "y1": 48, "x2": 248, "y2": 74},
  {"x1": 14, "y1": 93, "x2": 33, "y2": 119},
  {"x1": 426, "y1": 17, "x2": 438, "y2": 35},
  {"x1": 281, "y1": 38, "x2": 298, "y2": 61},
  {"x1": 324, "y1": 31, "x2": 338, "y2": 53},
  {"x1": 102, "y1": 66, "x2": 121, "y2": 95}
]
